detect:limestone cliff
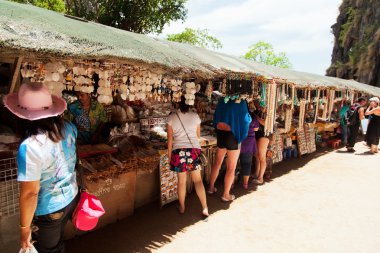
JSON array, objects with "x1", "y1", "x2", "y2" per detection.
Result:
[{"x1": 326, "y1": 0, "x2": 380, "y2": 87}]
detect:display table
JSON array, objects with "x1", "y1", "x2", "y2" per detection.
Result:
[
  {"x1": 78, "y1": 143, "x2": 118, "y2": 158},
  {"x1": 311, "y1": 122, "x2": 339, "y2": 132}
]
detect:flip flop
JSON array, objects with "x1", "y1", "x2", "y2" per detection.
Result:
[
  {"x1": 202, "y1": 208, "x2": 209, "y2": 222},
  {"x1": 253, "y1": 179, "x2": 264, "y2": 185},
  {"x1": 207, "y1": 187, "x2": 217, "y2": 195},
  {"x1": 221, "y1": 194, "x2": 236, "y2": 202}
]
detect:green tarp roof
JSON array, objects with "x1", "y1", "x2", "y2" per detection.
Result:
[{"x1": 1, "y1": 0, "x2": 380, "y2": 96}]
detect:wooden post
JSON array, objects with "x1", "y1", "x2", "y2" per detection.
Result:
[{"x1": 9, "y1": 56, "x2": 23, "y2": 94}]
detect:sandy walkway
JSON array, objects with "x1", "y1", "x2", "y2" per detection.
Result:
[{"x1": 66, "y1": 141, "x2": 380, "y2": 253}]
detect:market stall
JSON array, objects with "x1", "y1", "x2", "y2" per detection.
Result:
[{"x1": 2, "y1": 2, "x2": 380, "y2": 251}]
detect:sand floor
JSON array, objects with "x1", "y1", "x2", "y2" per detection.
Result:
[{"x1": 66, "y1": 141, "x2": 380, "y2": 253}]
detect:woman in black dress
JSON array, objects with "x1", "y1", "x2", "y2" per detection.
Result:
[{"x1": 365, "y1": 97, "x2": 380, "y2": 154}]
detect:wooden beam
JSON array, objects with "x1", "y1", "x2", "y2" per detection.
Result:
[{"x1": 9, "y1": 56, "x2": 23, "y2": 94}]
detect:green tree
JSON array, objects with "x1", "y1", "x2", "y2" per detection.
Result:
[
  {"x1": 244, "y1": 41, "x2": 292, "y2": 69},
  {"x1": 10, "y1": 0, "x2": 65, "y2": 12},
  {"x1": 64, "y1": 0, "x2": 188, "y2": 34},
  {"x1": 167, "y1": 28, "x2": 223, "y2": 49}
]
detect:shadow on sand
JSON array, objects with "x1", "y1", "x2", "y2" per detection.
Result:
[{"x1": 65, "y1": 146, "x2": 342, "y2": 253}]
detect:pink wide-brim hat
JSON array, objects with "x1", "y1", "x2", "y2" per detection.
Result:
[{"x1": 3, "y1": 82, "x2": 67, "y2": 120}]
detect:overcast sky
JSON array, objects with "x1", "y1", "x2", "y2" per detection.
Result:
[{"x1": 160, "y1": 0, "x2": 343, "y2": 75}]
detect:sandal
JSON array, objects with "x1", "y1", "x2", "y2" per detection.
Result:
[
  {"x1": 207, "y1": 187, "x2": 217, "y2": 195},
  {"x1": 253, "y1": 179, "x2": 264, "y2": 185},
  {"x1": 221, "y1": 194, "x2": 236, "y2": 202},
  {"x1": 202, "y1": 208, "x2": 209, "y2": 222}
]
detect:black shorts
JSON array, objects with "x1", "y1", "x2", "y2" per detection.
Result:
[
  {"x1": 255, "y1": 129, "x2": 272, "y2": 141},
  {"x1": 216, "y1": 130, "x2": 240, "y2": 150}
]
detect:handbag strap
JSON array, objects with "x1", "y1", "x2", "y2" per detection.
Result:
[{"x1": 175, "y1": 112, "x2": 194, "y2": 148}]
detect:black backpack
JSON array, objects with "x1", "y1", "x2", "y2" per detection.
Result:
[{"x1": 345, "y1": 105, "x2": 360, "y2": 126}]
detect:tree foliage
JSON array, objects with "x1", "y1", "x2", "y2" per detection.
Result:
[
  {"x1": 244, "y1": 41, "x2": 292, "y2": 69},
  {"x1": 10, "y1": 0, "x2": 65, "y2": 12},
  {"x1": 64, "y1": 0, "x2": 188, "y2": 34},
  {"x1": 166, "y1": 28, "x2": 223, "y2": 49}
]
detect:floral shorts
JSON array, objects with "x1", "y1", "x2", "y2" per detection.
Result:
[{"x1": 170, "y1": 148, "x2": 202, "y2": 173}]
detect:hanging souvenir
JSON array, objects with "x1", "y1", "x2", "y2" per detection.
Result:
[{"x1": 298, "y1": 99, "x2": 306, "y2": 129}]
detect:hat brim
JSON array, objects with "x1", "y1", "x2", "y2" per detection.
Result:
[
  {"x1": 74, "y1": 212, "x2": 99, "y2": 231},
  {"x1": 3, "y1": 93, "x2": 67, "y2": 120}
]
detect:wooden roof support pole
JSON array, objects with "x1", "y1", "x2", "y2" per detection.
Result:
[{"x1": 9, "y1": 56, "x2": 23, "y2": 94}]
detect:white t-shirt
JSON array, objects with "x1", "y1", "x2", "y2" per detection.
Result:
[{"x1": 167, "y1": 111, "x2": 201, "y2": 150}]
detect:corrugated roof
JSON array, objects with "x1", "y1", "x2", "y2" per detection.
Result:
[{"x1": 1, "y1": 0, "x2": 380, "y2": 96}]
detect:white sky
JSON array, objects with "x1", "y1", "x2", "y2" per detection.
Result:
[{"x1": 159, "y1": 0, "x2": 343, "y2": 75}]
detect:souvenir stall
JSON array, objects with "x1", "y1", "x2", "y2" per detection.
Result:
[
  {"x1": 0, "y1": 56, "x2": 224, "y2": 237},
  {"x1": 253, "y1": 82, "x2": 352, "y2": 178},
  {"x1": 3, "y1": 3, "x2": 380, "y2": 251}
]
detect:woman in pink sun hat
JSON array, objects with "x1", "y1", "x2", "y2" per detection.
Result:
[{"x1": 3, "y1": 82, "x2": 79, "y2": 253}]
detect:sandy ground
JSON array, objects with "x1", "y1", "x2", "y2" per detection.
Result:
[{"x1": 66, "y1": 141, "x2": 380, "y2": 253}]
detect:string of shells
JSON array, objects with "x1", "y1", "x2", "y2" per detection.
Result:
[
  {"x1": 170, "y1": 78, "x2": 182, "y2": 102},
  {"x1": 184, "y1": 82, "x2": 196, "y2": 105},
  {"x1": 298, "y1": 99, "x2": 306, "y2": 129},
  {"x1": 264, "y1": 81, "x2": 277, "y2": 135},
  {"x1": 42, "y1": 62, "x2": 66, "y2": 97},
  {"x1": 18, "y1": 60, "x2": 193, "y2": 106}
]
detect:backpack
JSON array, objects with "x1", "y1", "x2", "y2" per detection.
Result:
[{"x1": 345, "y1": 105, "x2": 360, "y2": 126}]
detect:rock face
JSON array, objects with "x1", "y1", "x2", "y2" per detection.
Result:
[{"x1": 326, "y1": 0, "x2": 380, "y2": 87}]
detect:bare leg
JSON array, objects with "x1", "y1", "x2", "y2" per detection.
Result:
[
  {"x1": 243, "y1": 176, "x2": 249, "y2": 185},
  {"x1": 177, "y1": 172, "x2": 187, "y2": 213},
  {"x1": 254, "y1": 153, "x2": 260, "y2": 179},
  {"x1": 191, "y1": 170, "x2": 208, "y2": 216},
  {"x1": 223, "y1": 149, "x2": 240, "y2": 199},
  {"x1": 208, "y1": 148, "x2": 227, "y2": 192},
  {"x1": 257, "y1": 137, "x2": 270, "y2": 183}
]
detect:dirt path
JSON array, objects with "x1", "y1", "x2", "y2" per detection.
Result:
[{"x1": 66, "y1": 141, "x2": 380, "y2": 253}]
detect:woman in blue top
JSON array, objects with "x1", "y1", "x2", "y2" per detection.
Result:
[
  {"x1": 208, "y1": 97, "x2": 251, "y2": 202},
  {"x1": 3, "y1": 82, "x2": 78, "y2": 253}
]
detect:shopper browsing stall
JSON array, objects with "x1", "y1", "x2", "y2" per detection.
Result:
[
  {"x1": 208, "y1": 97, "x2": 251, "y2": 202},
  {"x1": 346, "y1": 97, "x2": 367, "y2": 152},
  {"x1": 67, "y1": 91, "x2": 107, "y2": 144},
  {"x1": 365, "y1": 97, "x2": 380, "y2": 154},
  {"x1": 3, "y1": 82, "x2": 79, "y2": 253},
  {"x1": 167, "y1": 96, "x2": 209, "y2": 218},
  {"x1": 339, "y1": 100, "x2": 351, "y2": 147},
  {"x1": 239, "y1": 104, "x2": 260, "y2": 190},
  {"x1": 253, "y1": 101, "x2": 271, "y2": 185}
]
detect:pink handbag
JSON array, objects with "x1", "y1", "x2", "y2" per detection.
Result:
[{"x1": 72, "y1": 190, "x2": 105, "y2": 231}]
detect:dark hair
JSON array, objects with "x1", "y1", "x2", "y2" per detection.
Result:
[
  {"x1": 179, "y1": 95, "x2": 190, "y2": 113},
  {"x1": 357, "y1": 97, "x2": 366, "y2": 103},
  {"x1": 18, "y1": 116, "x2": 66, "y2": 142}
]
